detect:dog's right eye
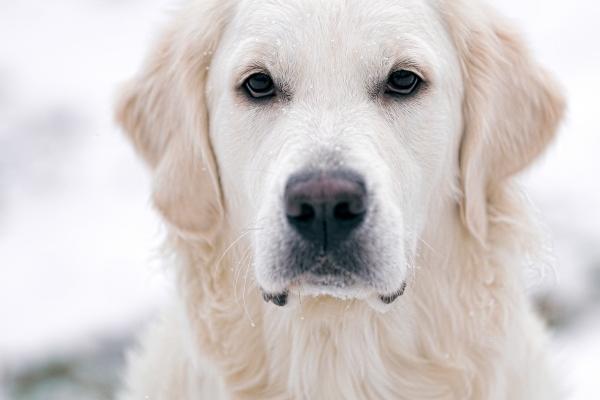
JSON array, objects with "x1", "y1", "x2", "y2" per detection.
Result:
[
  {"x1": 244, "y1": 73, "x2": 276, "y2": 99},
  {"x1": 386, "y1": 70, "x2": 422, "y2": 96}
]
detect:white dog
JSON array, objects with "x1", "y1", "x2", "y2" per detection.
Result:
[{"x1": 116, "y1": 0, "x2": 565, "y2": 398}]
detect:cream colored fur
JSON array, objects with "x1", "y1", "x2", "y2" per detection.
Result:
[{"x1": 116, "y1": 0, "x2": 565, "y2": 399}]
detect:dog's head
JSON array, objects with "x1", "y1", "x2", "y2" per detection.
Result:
[{"x1": 117, "y1": 0, "x2": 563, "y2": 309}]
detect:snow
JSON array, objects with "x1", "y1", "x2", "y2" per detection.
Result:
[
  {"x1": 0, "y1": 0, "x2": 176, "y2": 363},
  {"x1": 0, "y1": 0, "x2": 598, "y2": 397}
]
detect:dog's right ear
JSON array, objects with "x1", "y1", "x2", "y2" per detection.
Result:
[
  {"x1": 116, "y1": 1, "x2": 235, "y2": 240},
  {"x1": 116, "y1": 29, "x2": 181, "y2": 168}
]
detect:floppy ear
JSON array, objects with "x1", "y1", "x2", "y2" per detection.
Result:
[
  {"x1": 444, "y1": 2, "x2": 565, "y2": 244},
  {"x1": 116, "y1": 1, "x2": 234, "y2": 240}
]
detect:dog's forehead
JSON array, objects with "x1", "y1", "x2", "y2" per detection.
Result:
[
  {"x1": 228, "y1": 0, "x2": 445, "y2": 72},
  {"x1": 234, "y1": 0, "x2": 438, "y2": 35}
]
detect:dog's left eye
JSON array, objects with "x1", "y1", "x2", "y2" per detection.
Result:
[
  {"x1": 244, "y1": 73, "x2": 276, "y2": 99},
  {"x1": 386, "y1": 70, "x2": 421, "y2": 96}
]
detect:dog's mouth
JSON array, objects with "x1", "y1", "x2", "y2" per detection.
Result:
[
  {"x1": 258, "y1": 247, "x2": 409, "y2": 309},
  {"x1": 261, "y1": 280, "x2": 407, "y2": 307}
]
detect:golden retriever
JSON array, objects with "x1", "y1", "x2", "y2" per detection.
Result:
[{"x1": 116, "y1": 0, "x2": 565, "y2": 398}]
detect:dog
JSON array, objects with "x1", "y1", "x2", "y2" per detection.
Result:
[{"x1": 116, "y1": 0, "x2": 565, "y2": 398}]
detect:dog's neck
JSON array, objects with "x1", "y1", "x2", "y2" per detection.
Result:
[{"x1": 174, "y1": 192, "x2": 544, "y2": 400}]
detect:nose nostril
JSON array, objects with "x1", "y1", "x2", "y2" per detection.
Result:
[
  {"x1": 333, "y1": 202, "x2": 361, "y2": 221},
  {"x1": 297, "y1": 203, "x2": 316, "y2": 222},
  {"x1": 288, "y1": 203, "x2": 316, "y2": 223}
]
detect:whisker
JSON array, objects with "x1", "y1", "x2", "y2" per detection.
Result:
[
  {"x1": 233, "y1": 247, "x2": 252, "y2": 304},
  {"x1": 215, "y1": 227, "x2": 262, "y2": 267},
  {"x1": 416, "y1": 236, "x2": 440, "y2": 257},
  {"x1": 241, "y1": 258, "x2": 257, "y2": 327}
]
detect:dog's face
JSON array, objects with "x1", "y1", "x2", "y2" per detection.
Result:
[
  {"x1": 207, "y1": 0, "x2": 463, "y2": 304},
  {"x1": 118, "y1": 0, "x2": 563, "y2": 310}
]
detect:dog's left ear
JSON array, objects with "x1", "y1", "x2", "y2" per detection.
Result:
[{"x1": 444, "y1": 2, "x2": 566, "y2": 244}]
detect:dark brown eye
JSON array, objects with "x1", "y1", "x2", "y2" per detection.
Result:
[
  {"x1": 244, "y1": 73, "x2": 275, "y2": 99},
  {"x1": 386, "y1": 70, "x2": 421, "y2": 96}
]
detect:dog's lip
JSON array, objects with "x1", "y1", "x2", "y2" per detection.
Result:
[
  {"x1": 378, "y1": 281, "x2": 408, "y2": 304},
  {"x1": 262, "y1": 290, "x2": 289, "y2": 307},
  {"x1": 261, "y1": 281, "x2": 407, "y2": 307}
]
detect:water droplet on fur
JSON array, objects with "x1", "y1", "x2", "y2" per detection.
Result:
[
  {"x1": 300, "y1": 316, "x2": 305, "y2": 321},
  {"x1": 469, "y1": 310, "x2": 475, "y2": 317},
  {"x1": 250, "y1": 322, "x2": 256, "y2": 328}
]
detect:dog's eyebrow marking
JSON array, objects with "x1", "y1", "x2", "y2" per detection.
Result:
[{"x1": 229, "y1": 39, "x2": 298, "y2": 102}]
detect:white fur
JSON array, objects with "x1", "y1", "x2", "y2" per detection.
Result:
[{"x1": 116, "y1": 0, "x2": 565, "y2": 398}]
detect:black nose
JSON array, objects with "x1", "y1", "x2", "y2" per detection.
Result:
[{"x1": 284, "y1": 170, "x2": 367, "y2": 249}]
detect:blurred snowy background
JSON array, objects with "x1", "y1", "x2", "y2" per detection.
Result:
[{"x1": 0, "y1": 0, "x2": 598, "y2": 399}]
